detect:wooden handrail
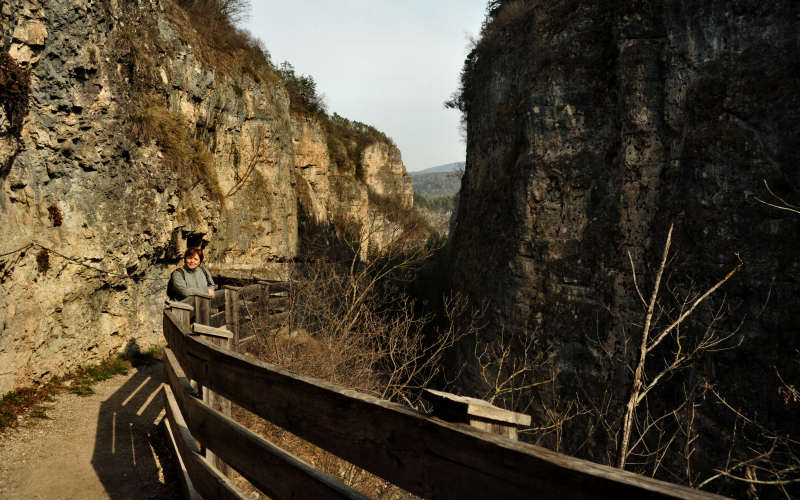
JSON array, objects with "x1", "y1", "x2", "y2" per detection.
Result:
[
  {"x1": 162, "y1": 309, "x2": 726, "y2": 500},
  {"x1": 192, "y1": 324, "x2": 233, "y2": 340},
  {"x1": 162, "y1": 383, "x2": 241, "y2": 499},
  {"x1": 163, "y1": 348, "x2": 367, "y2": 499}
]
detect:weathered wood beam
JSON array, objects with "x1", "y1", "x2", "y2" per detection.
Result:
[
  {"x1": 424, "y1": 389, "x2": 531, "y2": 441},
  {"x1": 224, "y1": 287, "x2": 240, "y2": 350},
  {"x1": 164, "y1": 349, "x2": 367, "y2": 500},
  {"x1": 192, "y1": 294, "x2": 211, "y2": 326},
  {"x1": 162, "y1": 311, "x2": 725, "y2": 500},
  {"x1": 163, "y1": 418, "x2": 201, "y2": 500},
  {"x1": 192, "y1": 323, "x2": 233, "y2": 340},
  {"x1": 166, "y1": 300, "x2": 194, "y2": 311},
  {"x1": 211, "y1": 292, "x2": 227, "y2": 310},
  {"x1": 237, "y1": 335, "x2": 257, "y2": 349},
  {"x1": 162, "y1": 383, "x2": 244, "y2": 500},
  {"x1": 165, "y1": 301, "x2": 193, "y2": 329}
]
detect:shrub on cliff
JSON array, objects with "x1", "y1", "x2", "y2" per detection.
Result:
[
  {"x1": 173, "y1": 0, "x2": 277, "y2": 83},
  {"x1": 276, "y1": 61, "x2": 327, "y2": 115},
  {"x1": 323, "y1": 113, "x2": 396, "y2": 178},
  {"x1": 445, "y1": 0, "x2": 537, "y2": 119},
  {"x1": 367, "y1": 189, "x2": 433, "y2": 240},
  {"x1": 0, "y1": 51, "x2": 31, "y2": 136},
  {"x1": 130, "y1": 94, "x2": 222, "y2": 201}
]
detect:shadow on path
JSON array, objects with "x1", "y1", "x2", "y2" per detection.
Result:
[{"x1": 91, "y1": 345, "x2": 180, "y2": 499}]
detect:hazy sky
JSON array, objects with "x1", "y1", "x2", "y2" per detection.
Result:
[{"x1": 243, "y1": 1, "x2": 488, "y2": 172}]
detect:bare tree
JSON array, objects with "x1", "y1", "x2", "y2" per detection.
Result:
[
  {"x1": 695, "y1": 383, "x2": 800, "y2": 497},
  {"x1": 618, "y1": 224, "x2": 743, "y2": 469},
  {"x1": 755, "y1": 179, "x2": 800, "y2": 216},
  {"x1": 474, "y1": 326, "x2": 552, "y2": 410},
  {"x1": 226, "y1": 124, "x2": 267, "y2": 197}
]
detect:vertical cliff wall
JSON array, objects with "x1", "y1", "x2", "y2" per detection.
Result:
[
  {"x1": 291, "y1": 114, "x2": 413, "y2": 256},
  {"x1": 449, "y1": 0, "x2": 799, "y2": 481},
  {"x1": 0, "y1": 0, "x2": 412, "y2": 393}
]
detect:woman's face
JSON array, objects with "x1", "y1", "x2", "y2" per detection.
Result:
[{"x1": 185, "y1": 253, "x2": 201, "y2": 270}]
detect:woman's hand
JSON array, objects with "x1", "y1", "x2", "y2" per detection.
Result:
[{"x1": 208, "y1": 288, "x2": 215, "y2": 298}]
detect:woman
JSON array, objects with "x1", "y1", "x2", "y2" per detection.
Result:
[{"x1": 167, "y1": 247, "x2": 216, "y2": 300}]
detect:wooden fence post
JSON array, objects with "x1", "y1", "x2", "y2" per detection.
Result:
[
  {"x1": 193, "y1": 293, "x2": 211, "y2": 326},
  {"x1": 191, "y1": 322, "x2": 234, "y2": 478},
  {"x1": 223, "y1": 286, "x2": 240, "y2": 351},
  {"x1": 423, "y1": 389, "x2": 531, "y2": 441},
  {"x1": 165, "y1": 300, "x2": 193, "y2": 329}
]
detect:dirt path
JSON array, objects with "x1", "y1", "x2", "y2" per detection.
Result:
[{"x1": 0, "y1": 362, "x2": 180, "y2": 499}]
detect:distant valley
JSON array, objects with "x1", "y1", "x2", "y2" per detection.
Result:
[
  {"x1": 410, "y1": 161, "x2": 463, "y2": 199},
  {"x1": 410, "y1": 162, "x2": 463, "y2": 235}
]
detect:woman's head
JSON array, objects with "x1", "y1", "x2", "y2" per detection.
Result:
[{"x1": 184, "y1": 247, "x2": 203, "y2": 270}]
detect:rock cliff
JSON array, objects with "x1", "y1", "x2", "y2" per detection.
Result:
[
  {"x1": 291, "y1": 113, "x2": 413, "y2": 255},
  {"x1": 0, "y1": 0, "x2": 411, "y2": 392},
  {"x1": 449, "y1": 0, "x2": 799, "y2": 487}
]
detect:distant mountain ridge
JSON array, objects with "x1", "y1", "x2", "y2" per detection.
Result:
[
  {"x1": 410, "y1": 170, "x2": 462, "y2": 200},
  {"x1": 410, "y1": 161, "x2": 465, "y2": 175}
]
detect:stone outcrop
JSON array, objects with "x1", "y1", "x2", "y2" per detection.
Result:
[
  {"x1": 291, "y1": 114, "x2": 413, "y2": 255},
  {"x1": 0, "y1": 0, "x2": 411, "y2": 392},
  {"x1": 449, "y1": 0, "x2": 799, "y2": 480},
  {"x1": 361, "y1": 142, "x2": 412, "y2": 208}
]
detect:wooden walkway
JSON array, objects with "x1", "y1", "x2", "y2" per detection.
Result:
[{"x1": 160, "y1": 284, "x2": 729, "y2": 500}]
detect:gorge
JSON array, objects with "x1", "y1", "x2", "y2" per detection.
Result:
[{"x1": 1, "y1": 0, "x2": 799, "y2": 497}]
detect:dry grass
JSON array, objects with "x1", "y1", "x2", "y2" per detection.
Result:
[
  {"x1": 115, "y1": 23, "x2": 160, "y2": 92},
  {"x1": 323, "y1": 113, "x2": 396, "y2": 175},
  {"x1": 233, "y1": 277, "x2": 475, "y2": 497},
  {"x1": 0, "y1": 384, "x2": 61, "y2": 430},
  {"x1": 170, "y1": 0, "x2": 279, "y2": 85},
  {"x1": 130, "y1": 94, "x2": 223, "y2": 201},
  {"x1": 227, "y1": 220, "x2": 482, "y2": 496}
]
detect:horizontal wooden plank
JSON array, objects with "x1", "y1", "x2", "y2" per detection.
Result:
[
  {"x1": 424, "y1": 389, "x2": 531, "y2": 426},
  {"x1": 256, "y1": 279, "x2": 290, "y2": 291},
  {"x1": 266, "y1": 310, "x2": 290, "y2": 321},
  {"x1": 237, "y1": 284, "x2": 263, "y2": 296},
  {"x1": 166, "y1": 300, "x2": 194, "y2": 311},
  {"x1": 162, "y1": 383, "x2": 244, "y2": 500},
  {"x1": 237, "y1": 335, "x2": 258, "y2": 348},
  {"x1": 164, "y1": 349, "x2": 367, "y2": 500},
  {"x1": 241, "y1": 292, "x2": 288, "y2": 301},
  {"x1": 163, "y1": 418, "x2": 202, "y2": 500},
  {"x1": 193, "y1": 323, "x2": 233, "y2": 340},
  {"x1": 163, "y1": 311, "x2": 725, "y2": 500}
]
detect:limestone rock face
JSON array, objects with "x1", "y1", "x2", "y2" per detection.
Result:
[
  {"x1": 361, "y1": 142, "x2": 413, "y2": 208},
  {"x1": 291, "y1": 114, "x2": 413, "y2": 256},
  {"x1": 0, "y1": 0, "x2": 408, "y2": 392},
  {"x1": 449, "y1": 0, "x2": 799, "y2": 468},
  {"x1": 291, "y1": 115, "x2": 332, "y2": 224}
]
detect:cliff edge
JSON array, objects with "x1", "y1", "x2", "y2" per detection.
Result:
[
  {"x1": 448, "y1": 0, "x2": 799, "y2": 491},
  {"x1": 0, "y1": 0, "x2": 412, "y2": 393}
]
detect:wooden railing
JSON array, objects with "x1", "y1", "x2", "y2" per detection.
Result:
[{"x1": 161, "y1": 285, "x2": 727, "y2": 500}]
